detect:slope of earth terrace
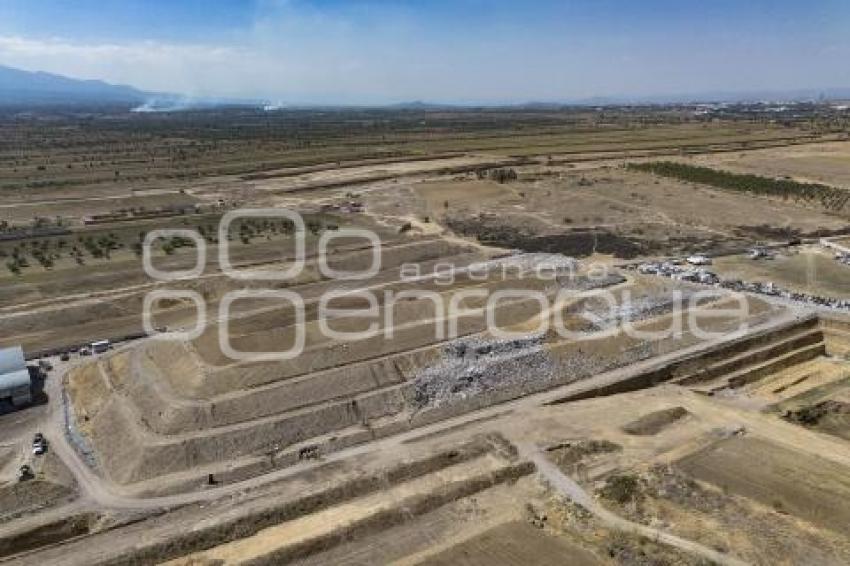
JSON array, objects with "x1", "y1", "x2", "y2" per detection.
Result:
[{"x1": 1, "y1": 105, "x2": 850, "y2": 565}]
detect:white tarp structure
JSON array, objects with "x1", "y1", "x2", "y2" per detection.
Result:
[{"x1": 0, "y1": 346, "x2": 31, "y2": 406}]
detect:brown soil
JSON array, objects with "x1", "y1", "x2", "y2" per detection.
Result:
[
  {"x1": 7, "y1": 112, "x2": 850, "y2": 566},
  {"x1": 783, "y1": 400, "x2": 850, "y2": 440},
  {"x1": 621, "y1": 407, "x2": 690, "y2": 436},
  {"x1": 372, "y1": 164, "x2": 850, "y2": 260},
  {"x1": 0, "y1": 192, "x2": 199, "y2": 224},
  {"x1": 415, "y1": 521, "x2": 602, "y2": 566},
  {"x1": 608, "y1": 464, "x2": 850, "y2": 566},
  {"x1": 689, "y1": 141, "x2": 850, "y2": 188},
  {"x1": 545, "y1": 440, "x2": 622, "y2": 471},
  {"x1": 0, "y1": 512, "x2": 99, "y2": 559},
  {"x1": 97, "y1": 439, "x2": 516, "y2": 565},
  {"x1": 713, "y1": 250, "x2": 850, "y2": 300},
  {"x1": 0, "y1": 452, "x2": 77, "y2": 523},
  {"x1": 677, "y1": 436, "x2": 850, "y2": 534}
]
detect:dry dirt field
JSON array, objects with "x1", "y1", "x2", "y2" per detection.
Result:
[
  {"x1": 713, "y1": 248, "x2": 850, "y2": 299},
  {"x1": 414, "y1": 521, "x2": 603, "y2": 566},
  {"x1": 686, "y1": 140, "x2": 850, "y2": 187},
  {"x1": 678, "y1": 435, "x2": 850, "y2": 533},
  {"x1": 360, "y1": 164, "x2": 849, "y2": 261},
  {"x1": 0, "y1": 191, "x2": 199, "y2": 224},
  {"x1": 3, "y1": 310, "x2": 850, "y2": 565},
  {"x1": 3, "y1": 108, "x2": 850, "y2": 565}
]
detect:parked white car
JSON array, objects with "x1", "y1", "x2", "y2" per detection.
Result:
[
  {"x1": 32, "y1": 433, "x2": 47, "y2": 455},
  {"x1": 686, "y1": 255, "x2": 712, "y2": 266}
]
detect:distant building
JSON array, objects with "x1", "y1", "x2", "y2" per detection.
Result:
[{"x1": 0, "y1": 346, "x2": 31, "y2": 407}]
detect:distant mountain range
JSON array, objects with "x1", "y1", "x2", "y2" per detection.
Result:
[
  {"x1": 1, "y1": 64, "x2": 849, "y2": 109},
  {"x1": 0, "y1": 65, "x2": 151, "y2": 106}
]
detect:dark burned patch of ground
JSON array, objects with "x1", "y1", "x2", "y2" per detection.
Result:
[
  {"x1": 651, "y1": 234, "x2": 749, "y2": 256},
  {"x1": 734, "y1": 224, "x2": 850, "y2": 241},
  {"x1": 734, "y1": 224, "x2": 803, "y2": 241},
  {"x1": 545, "y1": 440, "x2": 621, "y2": 472},
  {"x1": 444, "y1": 216, "x2": 791, "y2": 258},
  {"x1": 783, "y1": 400, "x2": 850, "y2": 440},
  {"x1": 520, "y1": 232, "x2": 646, "y2": 259},
  {"x1": 621, "y1": 407, "x2": 690, "y2": 436},
  {"x1": 445, "y1": 217, "x2": 646, "y2": 258}
]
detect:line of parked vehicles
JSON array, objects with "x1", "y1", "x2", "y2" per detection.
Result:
[
  {"x1": 17, "y1": 341, "x2": 111, "y2": 482},
  {"x1": 18, "y1": 433, "x2": 48, "y2": 482},
  {"x1": 55, "y1": 339, "x2": 111, "y2": 362}
]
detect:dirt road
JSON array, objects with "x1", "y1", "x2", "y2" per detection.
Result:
[
  {"x1": 35, "y1": 308, "x2": 803, "y2": 512},
  {"x1": 517, "y1": 442, "x2": 749, "y2": 566}
]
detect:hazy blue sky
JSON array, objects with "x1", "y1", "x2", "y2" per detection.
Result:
[{"x1": 0, "y1": 0, "x2": 847, "y2": 103}]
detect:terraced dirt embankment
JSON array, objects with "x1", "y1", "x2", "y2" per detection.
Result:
[{"x1": 64, "y1": 260, "x2": 785, "y2": 493}]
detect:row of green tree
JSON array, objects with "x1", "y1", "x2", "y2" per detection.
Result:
[{"x1": 628, "y1": 161, "x2": 850, "y2": 213}]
